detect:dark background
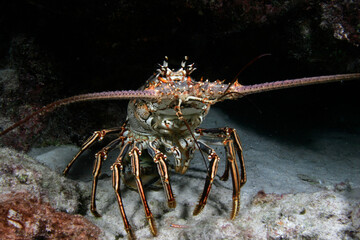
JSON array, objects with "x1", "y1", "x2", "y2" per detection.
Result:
[{"x1": 0, "y1": 0, "x2": 359, "y2": 150}]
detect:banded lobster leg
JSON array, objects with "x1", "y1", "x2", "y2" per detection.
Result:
[
  {"x1": 147, "y1": 140, "x2": 176, "y2": 208},
  {"x1": 61, "y1": 124, "x2": 126, "y2": 217},
  {"x1": 196, "y1": 127, "x2": 247, "y2": 219},
  {"x1": 193, "y1": 141, "x2": 220, "y2": 215},
  {"x1": 111, "y1": 142, "x2": 136, "y2": 240},
  {"x1": 111, "y1": 140, "x2": 176, "y2": 239},
  {"x1": 90, "y1": 137, "x2": 124, "y2": 217},
  {"x1": 63, "y1": 123, "x2": 127, "y2": 175},
  {"x1": 129, "y1": 141, "x2": 157, "y2": 236}
]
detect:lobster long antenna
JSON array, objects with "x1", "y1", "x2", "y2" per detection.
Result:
[
  {"x1": 0, "y1": 90, "x2": 156, "y2": 137},
  {"x1": 215, "y1": 73, "x2": 360, "y2": 101},
  {"x1": 234, "y1": 73, "x2": 360, "y2": 96}
]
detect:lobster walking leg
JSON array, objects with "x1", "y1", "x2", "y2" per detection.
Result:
[
  {"x1": 224, "y1": 128, "x2": 246, "y2": 219},
  {"x1": 193, "y1": 141, "x2": 220, "y2": 216},
  {"x1": 91, "y1": 137, "x2": 123, "y2": 217},
  {"x1": 220, "y1": 152, "x2": 230, "y2": 181},
  {"x1": 130, "y1": 142, "x2": 157, "y2": 236},
  {"x1": 196, "y1": 127, "x2": 247, "y2": 219},
  {"x1": 147, "y1": 141, "x2": 176, "y2": 208},
  {"x1": 63, "y1": 126, "x2": 125, "y2": 175},
  {"x1": 111, "y1": 142, "x2": 135, "y2": 240}
]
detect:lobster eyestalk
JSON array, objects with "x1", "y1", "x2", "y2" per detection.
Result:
[{"x1": 218, "y1": 73, "x2": 360, "y2": 101}]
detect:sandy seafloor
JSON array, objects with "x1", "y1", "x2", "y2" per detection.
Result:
[{"x1": 27, "y1": 107, "x2": 360, "y2": 239}]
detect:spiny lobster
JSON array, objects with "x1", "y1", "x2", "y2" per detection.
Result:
[{"x1": 1, "y1": 57, "x2": 359, "y2": 239}]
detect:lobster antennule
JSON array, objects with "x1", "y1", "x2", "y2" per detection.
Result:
[
  {"x1": 223, "y1": 73, "x2": 360, "y2": 100},
  {"x1": 0, "y1": 90, "x2": 157, "y2": 137}
]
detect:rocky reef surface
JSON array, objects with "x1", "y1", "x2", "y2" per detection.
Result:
[{"x1": 0, "y1": 148, "x2": 102, "y2": 239}]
